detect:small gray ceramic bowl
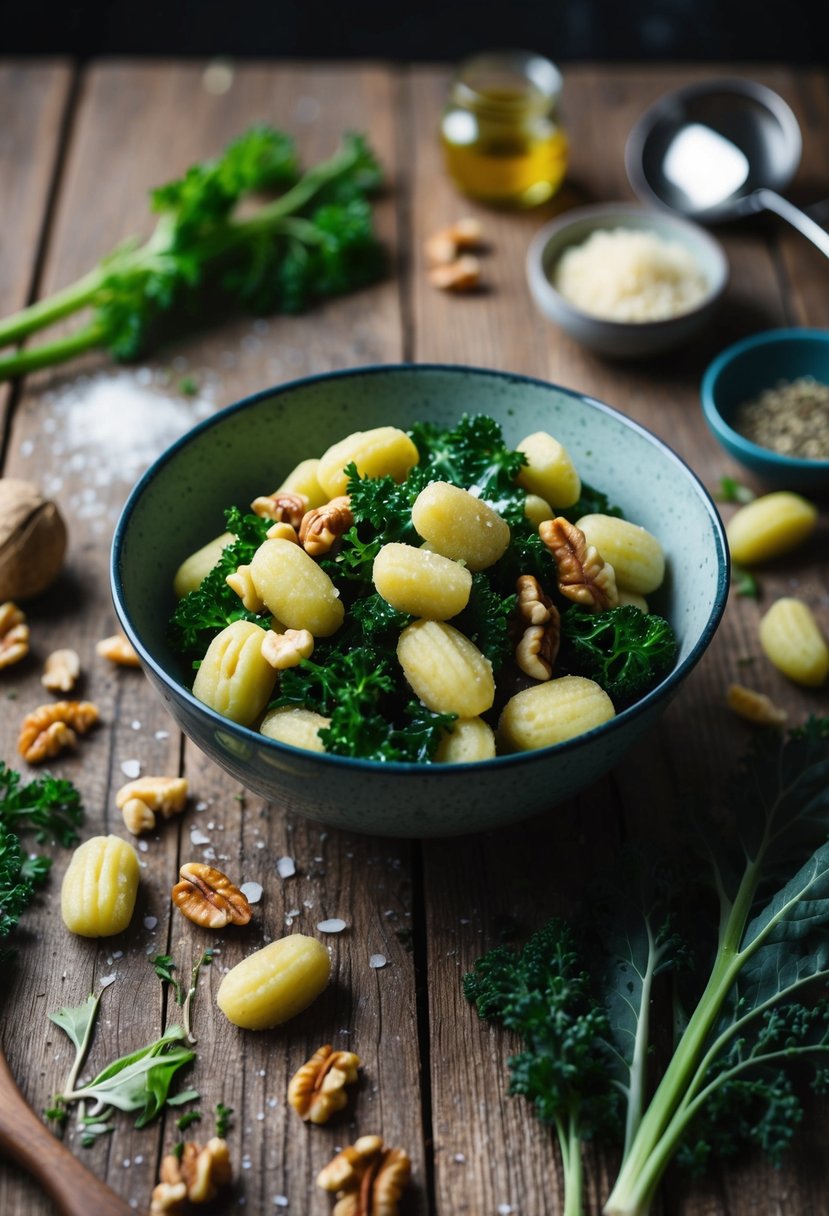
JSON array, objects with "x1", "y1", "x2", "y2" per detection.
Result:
[
  {"x1": 527, "y1": 203, "x2": 729, "y2": 358},
  {"x1": 112, "y1": 365, "x2": 728, "y2": 838}
]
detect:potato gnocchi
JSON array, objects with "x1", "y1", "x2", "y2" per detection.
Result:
[{"x1": 169, "y1": 415, "x2": 676, "y2": 764}]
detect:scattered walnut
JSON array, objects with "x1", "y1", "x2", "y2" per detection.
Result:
[
  {"x1": 317, "y1": 1135, "x2": 411, "y2": 1216},
  {"x1": 96, "y1": 633, "x2": 141, "y2": 667},
  {"x1": 151, "y1": 1138, "x2": 232, "y2": 1213},
  {"x1": 0, "y1": 601, "x2": 29, "y2": 669},
  {"x1": 428, "y1": 254, "x2": 481, "y2": 292},
  {"x1": 299, "y1": 496, "x2": 354, "y2": 556},
  {"x1": 0, "y1": 479, "x2": 67, "y2": 602},
  {"x1": 116, "y1": 775, "x2": 189, "y2": 835},
  {"x1": 261, "y1": 627, "x2": 314, "y2": 670},
  {"x1": 225, "y1": 564, "x2": 265, "y2": 613},
  {"x1": 288, "y1": 1044, "x2": 361, "y2": 1124},
  {"x1": 172, "y1": 861, "x2": 252, "y2": 929},
  {"x1": 251, "y1": 491, "x2": 308, "y2": 529},
  {"x1": 18, "y1": 699, "x2": 99, "y2": 764},
  {"x1": 41, "y1": 648, "x2": 81, "y2": 692},
  {"x1": 726, "y1": 682, "x2": 788, "y2": 727},
  {"x1": 539, "y1": 517, "x2": 619, "y2": 612},
  {"x1": 424, "y1": 217, "x2": 484, "y2": 266}
]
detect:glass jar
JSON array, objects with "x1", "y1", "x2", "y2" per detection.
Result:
[{"x1": 440, "y1": 50, "x2": 568, "y2": 208}]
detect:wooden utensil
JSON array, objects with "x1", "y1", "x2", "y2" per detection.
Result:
[{"x1": 0, "y1": 1044, "x2": 138, "y2": 1216}]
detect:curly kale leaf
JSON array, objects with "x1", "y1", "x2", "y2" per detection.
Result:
[
  {"x1": 327, "y1": 465, "x2": 424, "y2": 583},
  {"x1": 168, "y1": 506, "x2": 272, "y2": 654},
  {"x1": 560, "y1": 604, "x2": 678, "y2": 705},
  {"x1": 558, "y1": 481, "x2": 624, "y2": 524},
  {"x1": 0, "y1": 762, "x2": 84, "y2": 846},
  {"x1": 454, "y1": 574, "x2": 516, "y2": 669},
  {"x1": 410, "y1": 414, "x2": 527, "y2": 524}
]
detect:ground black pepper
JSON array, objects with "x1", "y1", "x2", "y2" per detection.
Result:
[{"x1": 734, "y1": 376, "x2": 829, "y2": 460}]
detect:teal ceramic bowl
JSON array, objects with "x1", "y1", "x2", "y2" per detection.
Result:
[
  {"x1": 701, "y1": 328, "x2": 829, "y2": 494},
  {"x1": 112, "y1": 365, "x2": 728, "y2": 838}
]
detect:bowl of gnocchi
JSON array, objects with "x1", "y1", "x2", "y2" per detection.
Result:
[{"x1": 112, "y1": 364, "x2": 728, "y2": 837}]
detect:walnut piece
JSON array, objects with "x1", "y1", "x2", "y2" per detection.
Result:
[
  {"x1": 18, "y1": 700, "x2": 99, "y2": 764},
  {"x1": 261, "y1": 627, "x2": 314, "y2": 670},
  {"x1": 172, "y1": 861, "x2": 252, "y2": 929},
  {"x1": 299, "y1": 496, "x2": 354, "y2": 556},
  {"x1": 116, "y1": 775, "x2": 189, "y2": 835},
  {"x1": 514, "y1": 575, "x2": 561, "y2": 681},
  {"x1": 0, "y1": 601, "x2": 30, "y2": 669},
  {"x1": 539, "y1": 517, "x2": 619, "y2": 612},
  {"x1": 0, "y1": 479, "x2": 67, "y2": 602},
  {"x1": 288, "y1": 1044, "x2": 361, "y2": 1124},
  {"x1": 41, "y1": 648, "x2": 81, "y2": 692},
  {"x1": 151, "y1": 1137, "x2": 232, "y2": 1213},
  {"x1": 251, "y1": 490, "x2": 308, "y2": 528},
  {"x1": 96, "y1": 633, "x2": 141, "y2": 667},
  {"x1": 317, "y1": 1135, "x2": 411, "y2": 1216},
  {"x1": 428, "y1": 254, "x2": 481, "y2": 292},
  {"x1": 225, "y1": 564, "x2": 265, "y2": 613},
  {"x1": 424, "y1": 217, "x2": 484, "y2": 267},
  {"x1": 726, "y1": 682, "x2": 788, "y2": 727}
]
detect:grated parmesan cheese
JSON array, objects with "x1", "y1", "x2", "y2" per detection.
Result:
[{"x1": 553, "y1": 227, "x2": 709, "y2": 322}]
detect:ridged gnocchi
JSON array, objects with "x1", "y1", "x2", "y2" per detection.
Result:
[
  {"x1": 397, "y1": 620, "x2": 495, "y2": 716},
  {"x1": 759, "y1": 597, "x2": 828, "y2": 687},
  {"x1": 249, "y1": 538, "x2": 344, "y2": 637},
  {"x1": 576, "y1": 513, "x2": 665, "y2": 595},
  {"x1": 317, "y1": 426, "x2": 420, "y2": 498},
  {"x1": 727, "y1": 491, "x2": 817, "y2": 566},
  {"x1": 217, "y1": 934, "x2": 331, "y2": 1029},
  {"x1": 193, "y1": 620, "x2": 277, "y2": 725},
  {"x1": 516, "y1": 431, "x2": 581, "y2": 508},
  {"x1": 61, "y1": 834, "x2": 140, "y2": 937},
  {"x1": 411, "y1": 481, "x2": 510, "y2": 571},
  {"x1": 498, "y1": 676, "x2": 615, "y2": 752},
  {"x1": 372, "y1": 543, "x2": 472, "y2": 619}
]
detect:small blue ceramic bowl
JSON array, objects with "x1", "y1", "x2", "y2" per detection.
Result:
[
  {"x1": 112, "y1": 365, "x2": 728, "y2": 838},
  {"x1": 701, "y1": 329, "x2": 829, "y2": 494}
]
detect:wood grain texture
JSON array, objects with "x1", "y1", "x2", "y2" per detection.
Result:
[{"x1": 1, "y1": 57, "x2": 828, "y2": 1216}]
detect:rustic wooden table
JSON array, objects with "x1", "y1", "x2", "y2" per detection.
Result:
[{"x1": 1, "y1": 58, "x2": 828, "y2": 1216}]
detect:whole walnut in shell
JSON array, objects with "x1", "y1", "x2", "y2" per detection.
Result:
[{"x1": 0, "y1": 479, "x2": 67, "y2": 601}]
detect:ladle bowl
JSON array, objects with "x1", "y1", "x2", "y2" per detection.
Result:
[{"x1": 626, "y1": 78, "x2": 829, "y2": 258}]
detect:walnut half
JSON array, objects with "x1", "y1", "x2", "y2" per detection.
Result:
[
  {"x1": 18, "y1": 699, "x2": 99, "y2": 763},
  {"x1": 151, "y1": 1137, "x2": 232, "y2": 1213},
  {"x1": 317, "y1": 1135, "x2": 411, "y2": 1216},
  {"x1": 116, "y1": 775, "x2": 189, "y2": 835},
  {"x1": 288, "y1": 1044, "x2": 361, "y2": 1124},
  {"x1": 172, "y1": 862, "x2": 252, "y2": 929},
  {"x1": 0, "y1": 601, "x2": 29, "y2": 669},
  {"x1": 539, "y1": 517, "x2": 618, "y2": 612}
]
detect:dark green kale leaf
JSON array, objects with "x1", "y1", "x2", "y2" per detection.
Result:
[
  {"x1": 558, "y1": 482, "x2": 624, "y2": 524},
  {"x1": 453, "y1": 573, "x2": 516, "y2": 670},
  {"x1": 560, "y1": 604, "x2": 678, "y2": 705},
  {"x1": 410, "y1": 414, "x2": 527, "y2": 524}
]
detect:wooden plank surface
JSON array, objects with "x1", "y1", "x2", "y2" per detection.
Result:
[{"x1": 0, "y1": 58, "x2": 828, "y2": 1216}]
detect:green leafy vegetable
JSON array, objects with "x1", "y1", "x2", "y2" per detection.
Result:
[
  {"x1": 558, "y1": 481, "x2": 624, "y2": 524},
  {"x1": 718, "y1": 476, "x2": 755, "y2": 504},
  {"x1": 410, "y1": 415, "x2": 528, "y2": 523},
  {"x1": 175, "y1": 1109, "x2": 203, "y2": 1132},
  {"x1": 151, "y1": 949, "x2": 214, "y2": 1042},
  {"x1": 0, "y1": 127, "x2": 384, "y2": 381},
  {"x1": 731, "y1": 562, "x2": 760, "y2": 598},
  {"x1": 466, "y1": 718, "x2": 829, "y2": 1216},
  {"x1": 215, "y1": 1102, "x2": 234, "y2": 1138},
  {"x1": 560, "y1": 604, "x2": 678, "y2": 705}
]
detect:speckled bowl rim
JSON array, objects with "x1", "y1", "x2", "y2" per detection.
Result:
[
  {"x1": 526, "y1": 202, "x2": 729, "y2": 333},
  {"x1": 701, "y1": 328, "x2": 829, "y2": 475},
  {"x1": 112, "y1": 363, "x2": 730, "y2": 777}
]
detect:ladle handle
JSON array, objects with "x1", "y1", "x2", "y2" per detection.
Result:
[{"x1": 754, "y1": 188, "x2": 829, "y2": 258}]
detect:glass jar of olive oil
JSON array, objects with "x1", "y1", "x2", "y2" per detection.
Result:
[{"x1": 441, "y1": 50, "x2": 568, "y2": 207}]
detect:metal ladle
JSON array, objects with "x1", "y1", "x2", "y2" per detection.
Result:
[{"x1": 626, "y1": 78, "x2": 829, "y2": 258}]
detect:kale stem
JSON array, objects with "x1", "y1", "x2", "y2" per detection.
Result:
[
  {"x1": 562, "y1": 1114, "x2": 585, "y2": 1216},
  {"x1": 0, "y1": 267, "x2": 105, "y2": 347},
  {"x1": 0, "y1": 321, "x2": 107, "y2": 381}
]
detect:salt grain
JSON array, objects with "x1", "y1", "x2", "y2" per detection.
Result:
[
  {"x1": 190, "y1": 829, "x2": 211, "y2": 846},
  {"x1": 240, "y1": 882, "x2": 263, "y2": 904},
  {"x1": 143, "y1": 916, "x2": 158, "y2": 931},
  {"x1": 121, "y1": 759, "x2": 141, "y2": 779},
  {"x1": 317, "y1": 918, "x2": 347, "y2": 934},
  {"x1": 369, "y1": 954, "x2": 387, "y2": 969},
  {"x1": 276, "y1": 856, "x2": 296, "y2": 878},
  {"x1": 155, "y1": 730, "x2": 170, "y2": 740}
]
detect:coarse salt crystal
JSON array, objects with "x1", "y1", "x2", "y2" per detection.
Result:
[
  {"x1": 138, "y1": 840, "x2": 149, "y2": 853},
  {"x1": 276, "y1": 856, "x2": 296, "y2": 878},
  {"x1": 369, "y1": 954, "x2": 387, "y2": 969},
  {"x1": 121, "y1": 759, "x2": 141, "y2": 779},
  {"x1": 317, "y1": 918, "x2": 347, "y2": 934},
  {"x1": 240, "y1": 882, "x2": 263, "y2": 904},
  {"x1": 100, "y1": 974, "x2": 116, "y2": 986},
  {"x1": 498, "y1": 1206, "x2": 513, "y2": 1215},
  {"x1": 143, "y1": 916, "x2": 158, "y2": 931},
  {"x1": 273, "y1": 1198, "x2": 289, "y2": 1208},
  {"x1": 190, "y1": 829, "x2": 211, "y2": 845},
  {"x1": 131, "y1": 720, "x2": 141, "y2": 731}
]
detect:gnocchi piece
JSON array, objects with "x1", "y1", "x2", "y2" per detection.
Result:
[
  {"x1": 317, "y1": 427, "x2": 420, "y2": 499},
  {"x1": 759, "y1": 597, "x2": 829, "y2": 687},
  {"x1": 397, "y1": 619, "x2": 495, "y2": 716},
  {"x1": 523, "y1": 493, "x2": 555, "y2": 528},
  {"x1": 217, "y1": 934, "x2": 331, "y2": 1029},
  {"x1": 173, "y1": 531, "x2": 234, "y2": 598},
  {"x1": 576, "y1": 514, "x2": 665, "y2": 595},
  {"x1": 192, "y1": 620, "x2": 277, "y2": 726},
  {"x1": 516, "y1": 431, "x2": 581, "y2": 508},
  {"x1": 498, "y1": 675, "x2": 615, "y2": 752},
  {"x1": 372, "y1": 543, "x2": 472, "y2": 619},
  {"x1": 617, "y1": 589, "x2": 649, "y2": 613},
  {"x1": 435, "y1": 716, "x2": 496, "y2": 763},
  {"x1": 249, "y1": 538, "x2": 344, "y2": 637},
  {"x1": 277, "y1": 457, "x2": 328, "y2": 509},
  {"x1": 61, "y1": 834, "x2": 140, "y2": 937},
  {"x1": 726, "y1": 491, "x2": 817, "y2": 566},
  {"x1": 411, "y1": 481, "x2": 510, "y2": 572},
  {"x1": 260, "y1": 706, "x2": 330, "y2": 752}
]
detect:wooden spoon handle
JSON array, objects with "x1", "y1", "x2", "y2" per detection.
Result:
[{"x1": 0, "y1": 1047, "x2": 138, "y2": 1216}]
